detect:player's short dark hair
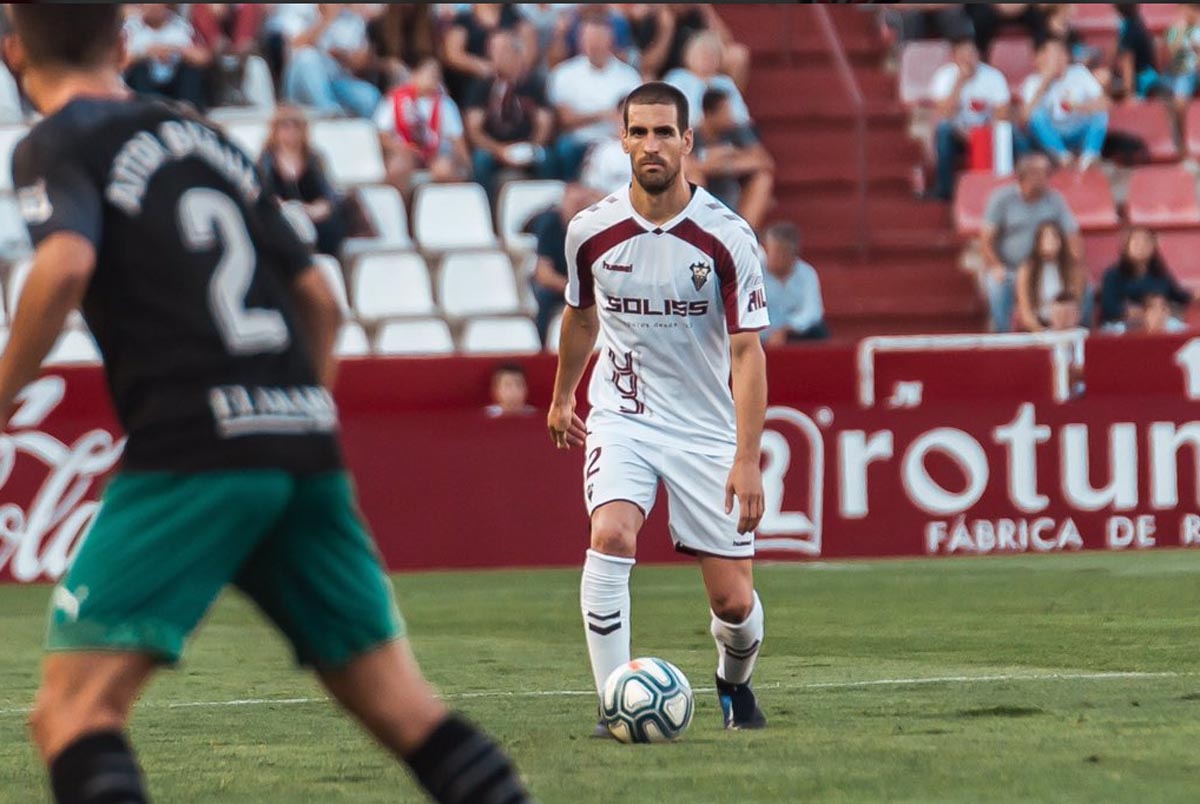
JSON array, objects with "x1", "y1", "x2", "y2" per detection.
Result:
[
  {"x1": 766, "y1": 221, "x2": 801, "y2": 250},
  {"x1": 10, "y1": 4, "x2": 123, "y2": 70},
  {"x1": 701, "y1": 89, "x2": 729, "y2": 117},
  {"x1": 623, "y1": 82, "x2": 690, "y2": 132},
  {"x1": 492, "y1": 363, "x2": 526, "y2": 381},
  {"x1": 948, "y1": 32, "x2": 976, "y2": 49}
]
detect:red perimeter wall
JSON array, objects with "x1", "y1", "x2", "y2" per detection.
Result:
[{"x1": 6, "y1": 334, "x2": 1200, "y2": 583}]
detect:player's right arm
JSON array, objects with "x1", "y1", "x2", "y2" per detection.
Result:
[
  {"x1": 547, "y1": 215, "x2": 596, "y2": 450},
  {"x1": 290, "y1": 266, "x2": 341, "y2": 389}
]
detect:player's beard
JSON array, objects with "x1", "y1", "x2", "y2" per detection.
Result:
[{"x1": 633, "y1": 160, "x2": 679, "y2": 195}]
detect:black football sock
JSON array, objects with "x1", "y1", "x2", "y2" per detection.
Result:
[
  {"x1": 50, "y1": 730, "x2": 148, "y2": 804},
  {"x1": 405, "y1": 714, "x2": 533, "y2": 804}
]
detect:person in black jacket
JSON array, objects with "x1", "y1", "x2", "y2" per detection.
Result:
[{"x1": 1099, "y1": 226, "x2": 1192, "y2": 326}]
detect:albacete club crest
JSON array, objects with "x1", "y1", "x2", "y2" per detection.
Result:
[{"x1": 690, "y1": 261, "x2": 712, "y2": 291}]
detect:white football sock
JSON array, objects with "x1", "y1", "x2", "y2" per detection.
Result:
[
  {"x1": 581, "y1": 548, "x2": 635, "y2": 698},
  {"x1": 711, "y1": 590, "x2": 764, "y2": 685}
]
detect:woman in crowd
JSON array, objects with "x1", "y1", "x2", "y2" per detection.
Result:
[
  {"x1": 257, "y1": 105, "x2": 347, "y2": 256},
  {"x1": 1099, "y1": 226, "x2": 1192, "y2": 326},
  {"x1": 1015, "y1": 220, "x2": 1088, "y2": 331}
]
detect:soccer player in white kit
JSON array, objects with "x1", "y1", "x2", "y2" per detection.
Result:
[{"x1": 547, "y1": 82, "x2": 770, "y2": 732}]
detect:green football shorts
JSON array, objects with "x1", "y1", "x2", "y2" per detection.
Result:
[{"x1": 46, "y1": 470, "x2": 405, "y2": 668}]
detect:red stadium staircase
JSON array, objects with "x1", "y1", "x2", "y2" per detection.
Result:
[{"x1": 718, "y1": 4, "x2": 986, "y2": 338}]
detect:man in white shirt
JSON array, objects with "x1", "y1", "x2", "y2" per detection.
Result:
[
  {"x1": 1019, "y1": 37, "x2": 1109, "y2": 171},
  {"x1": 548, "y1": 82, "x2": 770, "y2": 735},
  {"x1": 547, "y1": 17, "x2": 641, "y2": 179},
  {"x1": 123, "y1": 4, "x2": 212, "y2": 111},
  {"x1": 663, "y1": 31, "x2": 752, "y2": 129},
  {"x1": 760, "y1": 223, "x2": 827, "y2": 344},
  {"x1": 929, "y1": 34, "x2": 1011, "y2": 200},
  {"x1": 280, "y1": 4, "x2": 380, "y2": 119}
]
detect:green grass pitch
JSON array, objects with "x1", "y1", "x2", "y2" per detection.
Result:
[{"x1": 3, "y1": 551, "x2": 1200, "y2": 803}]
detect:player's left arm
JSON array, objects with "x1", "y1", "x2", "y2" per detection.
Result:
[
  {"x1": 290, "y1": 266, "x2": 341, "y2": 389},
  {"x1": 727, "y1": 331, "x2": 767, "y2": 535},
  {"x1": 0, "y1": 233, "x2": 95, "y2": 417}
]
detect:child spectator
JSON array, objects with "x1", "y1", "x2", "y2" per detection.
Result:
[
  {"x1": 376, "y1": 57, "x2": 471, "y2": 193},
  {"x1": 1047, "y1": 292, "x2": 1083, "y2": 331},
  {"x1": 485, "y1": 363, "x2": 536, "y2": 417},
  {"x1": 1014, "y1": 221, "x2": 1088, "y2": 332},
  {"x1": 1019, "y1": 37, "x2": 1109, "y2": 171},
  {"x1": 1165, "y1": 4, "x2": 1200, "y2": 110},
  {"x1": 664, "y1": 30, "x2": 750, "y2": 128},
  {"x1": 691, "y1": 89, "x2": 774, "y2": 230},
  {"x1": 1143, "y1": 291, "x2": 1189, "y2": 333},
  {"x1": 1099, "y1": 226, "x2": 1193, "y2": 325},
  {"x1": 464, "y1": 30, "x2": 556, "y2": 199},
  {"x1": 929, "y1": 34, "x2": 1011, "y2": 200},
  {"x1": 123, "y1": 4, "x2": 212, "y2": 112}
]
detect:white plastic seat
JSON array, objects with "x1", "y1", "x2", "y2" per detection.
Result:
[
  {"x1": 45, "y1": 329, "x2": 100, "y2": 365},
  {"x1": 351, "y1": 251, "x2": 435, "y2": 322},
  {"x1": 341, "y1": 184, "x2": 413, "y2": 258},
  {"x1": 311, "y1": 253, "x2": 351, "y2": 319},
  {"x1": 460, "y1": 317, "x2": 541, "y2": 354},
  {"x1": 280, "y1": 200, "x2": 317, "y2": 246},
  {"x1": 412, "y1": 183, "x2": 498, "y2": 252},
  {"x1": 498, "y1": 180, "x2": 565, "y2": 252},
  {"x1": 334, "y1": 322, "x2": 369, "y2": 356},
  {"x1": 221, "y1": 119, "x2": 268, "y2": 160},
  {"x1": 0, "y1": 126, "x2": 28, "y2": 191},
  {"x1": 438, "y1": 251, "x2": 520, "y2": 318},
  {"x1": 0, "y1": 193, "x2": 30, "y2": 258},
  {"x1": 310, "y1": 119, "x2": 386, "y2": 186},
  {"x1": 373, "y1": 318, "x2": 455, "y2": 355}
]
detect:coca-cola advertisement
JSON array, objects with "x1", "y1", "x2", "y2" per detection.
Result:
[{"x1": 5, "y1": 332, "x2": 1200, "y2": 583}]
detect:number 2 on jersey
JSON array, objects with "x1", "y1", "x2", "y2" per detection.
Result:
[{"x1": 178, "y1": 188, "x2": 290, "y2": 355}]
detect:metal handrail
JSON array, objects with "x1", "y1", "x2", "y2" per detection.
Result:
[{"x1": 812, "y1": 4, "x2": 869, "y2": 260}]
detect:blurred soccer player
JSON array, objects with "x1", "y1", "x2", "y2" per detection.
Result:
[
  {"x1": 3, "y1": 6, "x2": 532, "y2": 803},
  {"x1": 547, "y1": 81, "x2": 770, "y2": 733}
]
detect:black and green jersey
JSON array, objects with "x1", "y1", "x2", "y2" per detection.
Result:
[{"x1": 12, "y1": 95, "x2": 340, "y2": 472}]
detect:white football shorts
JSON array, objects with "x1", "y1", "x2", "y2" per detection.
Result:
[{"x1": 582, "y1": 431, "x2": 754, "y2": 558}]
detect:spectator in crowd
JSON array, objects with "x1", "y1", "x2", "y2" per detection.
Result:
[
  {"x1": 964, "y1": 4, "x2": 1048, "y2": 58},
  {"x1": 629, "y1": 4, "x2": 750, "y2": 90},
  {"x1": 485, "y1": 363, "x2": 536, "y2": 418},
  {"x1": 1014, "y1": 221, "x2": 1087, "y2": 332},
  {"x1": 887, "y1": 3, "x2": 974, "y2": 43},
  {"x1": 1099, "y1": 226, "x2": 1192, "y2": 326},
  {"x1": 464, "y1": 30, "x2": 556, "y2": 199},
  {"x1": 690, "y1": 89, "x2": 774, "y2": 229},
  {"x1": 578, "y1": 130, "x2": 633, "y2": 193},
  {"x1": 1042, "y1": 4, "x2": 1099, "y2": 69},
  {"x1": 190, "y1": 4, "x2": 264, "y2": 106},
  {"x1": 664, "y1": 31, "x2": 750, "y2": 129},
  {"x1": 760, "y1": 222, "x2": 828, "y2": 345},
  {"x1": 1143, "y1": 291, "x2": 1189, "y2": 333},
  {"x1": 376, "y1": 56, "x2": 471, "y2": 193},
  {"x1": 1165, "y1": 4, "x2": 1200, "y2": 110},
  {"x1": 547, "y1": 18, "x2": 641, "y2": 180},
  {"x1": 561, "y1": 4, "x2": 638, "y2": 66},
  {"x1": 281, "y1": 4, "x2": 381, "y2": 119},
  {"x1": 258, "y1": 105, "x2": 348, "y2": 256},
  {"x1": 1114, "y1": 3, "x2": 1162, "y2": 98},
  {"x1": 441, "y1": 4, "x2": 536, "y2": 103},
  {"x1": 1019, "y1": 37, "x2": 1109, "y2": 171},
  {"x1": 1047, "y1": 292, "x2": 1083, "y2": 332},
  {"x1": 517, "y1": 4, "x2": 576, "y2": 72},
  {"x1": 929, "y1": 34, "x2": 1011, "y2": 200},
  {"x1": 980, "y1": 153, "x2": 1081, "y2": 332},
  {"x1": 123, "y1": 4, "x2": 212, "y2": 112},
  {"x1": 526, "y1": 183, "x2": 599, "y2": 343},
  {"x1": 368, "y1": 5, "x2": 438, "y2": 78}
]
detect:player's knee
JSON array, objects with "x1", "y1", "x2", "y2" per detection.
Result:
[
  {"x1": 590, "y1": 522, "x2": 637, "y2": 557},
  {"x1": 710, "y1": 590, "x2": 755, "y2": 624}
]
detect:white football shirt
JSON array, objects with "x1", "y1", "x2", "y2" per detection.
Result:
[{"x1": 565, "y1": 185, "x2": 769, "y2": 453}]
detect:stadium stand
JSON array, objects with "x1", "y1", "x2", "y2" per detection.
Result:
[
  {"x1": 412, "y1": 182, "x2": 499, "y2": 253},
  {"x1": 460, "y1": 317, "x2": 542, "y2": 354},
  {"x1": 1127, "y1": 165, "x2": 1200, "y2": 229},
  {"x1": 497, "y1": 180, "x2": 566, "y2": 253},
  {"x1": 341, "y1": 184, "x2": 413, "y2": 258},
  {"x1": 350, "y1": 252, "x2": 436, "y2": 323},
  {"x1": 438, "y1": 251, "x2": 522, "y2": 319},
  {"x1": 334, "y1": 321, "x2": 371, "y2": 358},
  {"x1": 374, "y1": 318, "x2": 456, "y2": 356}
]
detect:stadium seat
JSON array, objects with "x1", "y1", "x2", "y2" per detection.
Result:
[
  {"x1": 438, "y1": 251, "x2": 522, "y2": 318},
  {"x1": 1185, "y1": 101, "x2": 1200, "y2": 160},
  {"x1": 0, "y1": 126, "x2": 28, "y2": 192},
  {"x1": 341, "y1": 184, "x2": 413, "y2": 259},
  {"x1": 221, "y1": 119, "x2": 268, "y2": 160},
  {"x1": 1049, "y1": 168, "x2": 1119, "y2": 231},
  {"x1": 460, "y1": 317, "x2": 541, "y2": 354},
  {"x1": 498, "y1": 180, "x2": 565, "y2": 252},
  {"x1": 412, "y1": 183, "x2": 498, "y2": 252},
  {"x1": 334, "y1": 322, "x2": 369, "y2": 357},
  {"x1": 1108, "y1": 101, "x2": 1179, "y2": 163},
  {"x1": 309, "y1": 119, "x2": 386, "y2": 186},
  {"x1": 1154, "y1": 229, "x2": 1200, "y2": 288},
  {"x1": 44, "y1": 329, "x2": 100, "y2": 366},
  {"x1": 1139, "y1": 3, "x2": 1178, "y2": 34},
  {"x1": 312, "y1": 253, "x2": 351, "y2": 319},
  {"x1": 988, "y1": 37, "x2": 1035, "y2": 93},
  {"x1": 1127, "y1": 165, "x2": 1200, "y2": 229},
  {"x1": 351, "y1": 251, "x2": 435, "y2": 323},
  {"x1": 279, "y1": 200, "x2": 317, "y2": 246},
  {"x1": 0, "y1": 193, "x2": 31, "y2": 258},
  {"x1": 1071, "y1": 3, "x2": 1120, "y2": 33},
  {"x1": 1082, "y1": 230, "x2": 1124, "y2": 284},
  {"x1": 952, "y1": 171, "x2": 1013, "y2": 238},
  {"x1": 898, "y1": 41, "x2": 950, "y2": 106},
  {"x1": 373, "y1": 318, "x2": 455, "y2": 355}
]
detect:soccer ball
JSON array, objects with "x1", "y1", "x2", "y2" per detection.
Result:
[{"x1": 601, "y1": 657, "x2": 694, "y2": 743}]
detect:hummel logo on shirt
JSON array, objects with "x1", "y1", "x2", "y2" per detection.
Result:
[{"x1": 604, "y1": 261, "x2": 633, "y2": 273}]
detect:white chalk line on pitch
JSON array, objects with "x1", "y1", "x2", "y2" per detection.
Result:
[{"x1": 0, "y1": 670, "x2": 1190, "y2": 716}]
